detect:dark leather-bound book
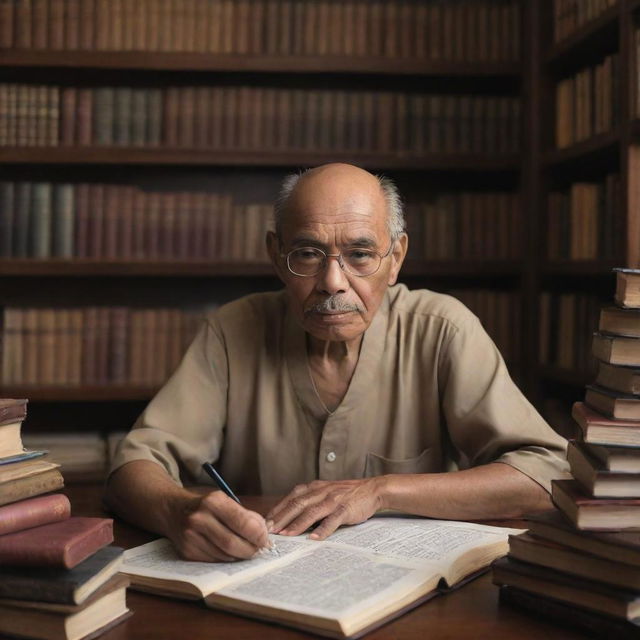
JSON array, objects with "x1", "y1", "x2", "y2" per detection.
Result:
[
  {"x1": 527, "y1": 509, "x2": 640, "y2": 566},
  {"x1": 552, "y1": 478, "x2": 640, "y2": 530},
  {"x1": 0, "y1": 574, "x2": 131, "y2": 640},
  {"x1": 493, "y1": 556, "x2": 640, "y2": 621},
  {"x1": 600, "y1": 305, "x2": 640, "y2": 336},
  {"x1": 585, "y1": 384, "x2": 640, "y2": 421},
  {"x1": 0, "y1": 516, "x2": 113, "y2": 569},
  {"x1": 0, "y1": 545, "x2": 123, "y2": 605},
  {"x1": 0, "y1": 398, "x2": 28, "y2": 426},
  {"x1": 499, "y1": 585, "x2": 640, "y2": 640},
  {"x1": 0, "y1": 493, "x2": 70, "y2": 536},
  {"x1": 567, "y1": 439, "x2": 640, "y2": 498},
  {"x1": 509, "y1": 532, "x2": 640, "y2": 590},
  {"x1": 592, "y1": 332, "x2": 640, "y2": 366},
  {"x1": 615, "y1": 268, "x2": 640, "y2": 308},
  {"x1": 572, "y1": 401, "x2": 640, "y2": 446}
]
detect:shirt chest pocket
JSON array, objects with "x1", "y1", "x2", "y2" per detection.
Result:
[{"x1": 364, "y1": 448, "x2": 436, "y2": 477}]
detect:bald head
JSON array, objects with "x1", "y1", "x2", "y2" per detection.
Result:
[{"x1": 274, "y1": 164, "x2": 405, "y2": 240}]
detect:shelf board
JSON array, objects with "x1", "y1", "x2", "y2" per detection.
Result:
[
  {"x1": 0, "y1": 50, "x2": 523, "y2": 77},
  {"x1": 543, "y1": 130, "x2": 619, "y2": 168},
  {"x1": 0, "y1": 386, "x2": 156, "y2": 402},
  {"x1": 546, "y1": 4, "x2": 620, "y2": 69},
  {"x1": 539, "y1": 260, "x2": 620, "y2": 276},
  {"x1": 0, "y1": 259, "x2": 277, "y2": 277},
  {"x1": 537, "y1": 365, "x2": 591, "y2": 388},
  {"x1": 401, "y1": 260, "x2": 522, "y2": 277},
  {"x1": 0, "y1": 259, "x2": 522, "y2": 278},
  {"x1": 0, "y1": 148, "x2": 520, "y2": 171}
]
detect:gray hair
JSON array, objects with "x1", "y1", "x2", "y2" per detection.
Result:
[{"x1": 274, "y1": 170, "x2": 405, "y2": 240}]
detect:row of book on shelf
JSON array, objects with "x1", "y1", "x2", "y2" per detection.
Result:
[
  {"x1": 0, "y1": 182, "x2": 273, "y2": 262},
  {"x1": 0, "y1": 84, "x2": 521, "y2": 155},
  {"x1": 0, "y1": 0, "x2": 521, "y2": 61},
  {"x1": 0, "y1": 398, "x2": 131, "y2": 640},
  {"x1": 0, "y1": 291, "x2": 520, "y2": 387},
  {"x1": 553, "y1": 0, "x2": 617, "y2": 44},
  {"x1": 555, "y1": 53, "x2": 618, "y2": 150},
  {"x1": 493, "y1": 267, "x2": 640, "y2": 638},
  {"x1": 0, "y1": 182, "x2": 520, "y2": 262},
  {"x1": 1, "y1": 306, "x2": 207, "y2": 386},
  {"x1": 546, "y1": 174, "x2": 621, "y2": 261},
  {"x1": 538, "y1": 290, "x2": 603, "y2": 376}
]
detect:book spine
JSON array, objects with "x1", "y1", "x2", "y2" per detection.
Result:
[
  {"x1": 0, "y1": 518, "x2": 113, "y2": 568},
  {"x1": 0, "y1": 494, "x2": 71, "y2": 536}
]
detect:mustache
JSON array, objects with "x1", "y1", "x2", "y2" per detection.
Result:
[{"x1": 304, "y1": 297, "x2": 362, "y2": 315}]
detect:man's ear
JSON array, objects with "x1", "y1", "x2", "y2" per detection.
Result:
[
  {"x1": 266, "y1": 231, "x2": 287, "y2": 283},
  {"x1": 387, "y1": 233, "x2": 408, "y2": 286}
]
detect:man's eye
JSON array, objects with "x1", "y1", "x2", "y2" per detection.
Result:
[
  {"x1": 346, "y1": 250, "x2": 374, "y2": 262},
  {"x1": 296, "y1": 249, "x2": 322, "y2": 261}
]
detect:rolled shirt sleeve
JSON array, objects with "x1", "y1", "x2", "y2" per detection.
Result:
[
  {"x1": 439, "y1": 309, "x2": 570, "y2": 493},
  {"x1": 110, "y1": 317, "x2": 228, "y2": 486}
]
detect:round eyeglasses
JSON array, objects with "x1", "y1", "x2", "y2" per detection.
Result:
[{"x1": 280, "y1": 242, "x2": 394, "y2": 277}]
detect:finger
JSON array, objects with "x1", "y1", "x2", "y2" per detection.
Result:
[
  {"x1": 201, "y1": 492, "x2": 270, "y2": 545},
  {"x1": 269, "y1": 494, "x2": 327, "y2": 534},
  {"x1": 278, "y1": 499, "x2": 339, "y2": 536},
  {"x1": 179, "y1": 528, "x2": 237, "y2": 562},
  {"x1": 308, "y1": 507, "x2": 350, "y2": 541},
  {"x1": 266, "y1": 483, "x2": 311, "y2": 521}
]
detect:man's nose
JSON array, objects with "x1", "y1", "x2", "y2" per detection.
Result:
[{"x1": 315, "y1": 254, "x2": 349, "y2": 295}]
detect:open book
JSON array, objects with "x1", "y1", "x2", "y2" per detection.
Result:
[{"x1": 121, "y1": 517, "x2": 523, "y2": 638}]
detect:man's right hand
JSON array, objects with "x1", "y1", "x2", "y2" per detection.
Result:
[
  {"x1": 167, "y1": 491, "x2": 271, "y2": 562},
  {"x1": 104, "y1": 460, "x2": 270, "y2": 563}
]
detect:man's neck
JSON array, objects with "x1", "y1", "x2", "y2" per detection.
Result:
[
  {"x1": 306, "y1": 334, "x2": 363, "y2": 363},
  {"x1": 306, "y1": 334, "x2": 363, "y2": 413}
]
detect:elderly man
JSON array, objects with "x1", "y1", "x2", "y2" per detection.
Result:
[{"x1": 105, "y1": 163, "x2": 568, "y2": 562}]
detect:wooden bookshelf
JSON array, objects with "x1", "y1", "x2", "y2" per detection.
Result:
[
  {"x1": 0, "y1": 0, "x2": 530, "y2": 442},
  {"x1": 0, "y1": 260, "x2": 277, "y2": 277},
  {"x1": 539, "y1": 260, "x2": 620, "y2": 276},
  {"x1": 0, "y1": 51, "x2": 523, "y2": 77},
  {"x1": 543, "y1": 130, "x2": 620, "y2": 168},
  {"x1": 529, "y1": 0, "x2": 635, "y2": 418},
  {"x1": 0, "y1": 149, "x2": 521, "y2": 172},
  {"x1": 0, "y1": 386, "x2": 158, "y2": 402},
  {"x1": 546, "y1": 2, "x2": 620, "y2": 69}
]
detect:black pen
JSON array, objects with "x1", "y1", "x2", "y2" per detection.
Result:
[
  {"x1": 202, "y1": 462, "x2": 279, "y2": 555},
  {"x1": 202, "y1": 462, "x2": 241, "y2": 504}
]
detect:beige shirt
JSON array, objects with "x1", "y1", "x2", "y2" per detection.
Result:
[{"x1": 111, "y1": 284, "x2": 569, "y2": 494}]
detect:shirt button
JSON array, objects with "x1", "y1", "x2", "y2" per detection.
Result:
[{"x1": 326, "y1": 451, "x2": 337, "y2": 463}]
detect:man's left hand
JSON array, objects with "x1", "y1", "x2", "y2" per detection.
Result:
[{"x1": 265, "y1": 478, "x2": 385, "y2": 540}]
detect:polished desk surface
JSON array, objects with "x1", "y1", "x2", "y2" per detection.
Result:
[{"x1": 24, "y1": 485, "x2": 590, "y2": 640}]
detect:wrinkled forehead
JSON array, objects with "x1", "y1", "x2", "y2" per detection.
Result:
[{"x1": 281, "y1": 181, "x2": 388, "y2": 240}]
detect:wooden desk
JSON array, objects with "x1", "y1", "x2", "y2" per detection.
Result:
[{"x1": 47, "y1": 485, "x2": 588, "y2": 640}]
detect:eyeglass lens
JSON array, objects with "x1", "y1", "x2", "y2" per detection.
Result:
[{"x1": 287, "y1": 247, "x2": 381, "y2": 276}]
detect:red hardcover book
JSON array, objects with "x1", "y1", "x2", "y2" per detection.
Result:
[
  {"x1": 0, "y1": 494, "x2": 70, "y2": 536},
  {"x1": 0, "y1": 517, "x2": 113, "y2": 569}
]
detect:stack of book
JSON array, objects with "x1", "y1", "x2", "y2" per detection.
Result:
[
  {"x1": 0, "y1": 398, "x2": 131, "y2": 640},
  {"x1": 0, "y1": 398, "x2": 62, "y2": 507},
  {"x1": 492, "y1": 268, "x2": 640, "y2": 638}
]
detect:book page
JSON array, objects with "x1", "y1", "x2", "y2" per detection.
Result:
[
  {"x1": 211, "y1": 543, "x2": 437, "y2": 623},
  {"x1": 326, "y1": 517, "x2": 522, "y2": 566},
  {"x1": 122, "y1": 536, "x2": 310, "y2": 594}
]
